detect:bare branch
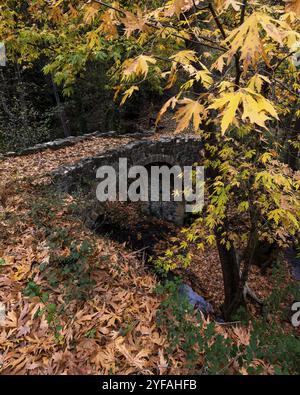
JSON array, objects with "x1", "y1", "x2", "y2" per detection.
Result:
[
  {"x1": 240, "y1": 0, "x2": 247, "y2": 25},
  {"x1": 208, "y1": 3, "x2": 226, "y2": 39}
]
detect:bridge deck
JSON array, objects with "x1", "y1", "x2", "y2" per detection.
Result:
[{"x1": 0, "y1": 131, "x2": 199, "y2": 187}]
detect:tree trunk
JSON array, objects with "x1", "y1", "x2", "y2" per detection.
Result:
[
  {"x1": 15, "y1": 63, "x2": 29, "y2": 129},
  {"x1": 184, "y1": 5, "x2": 248, "y2": 320},
  {"x1": 287, "y1": 116, "x2": 300, "y2": 171},
  {"x1": 204, "y1": 136, "x2": 244, "y2": 319},
  {"x1": 215, "y1": 227, "x2": 244, "y2": 320},
  {"x1": 50, "y1": 75, "x2": 70, "y2": 137}
]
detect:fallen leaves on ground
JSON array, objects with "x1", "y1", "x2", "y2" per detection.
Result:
[{"x1": 0, "y1": 131, "x2": 297, "y2": 375}]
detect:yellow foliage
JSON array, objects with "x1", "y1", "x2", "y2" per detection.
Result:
[
  {"x1": 100, "y1": 10, "x2": 119, "y2": 40},
  {"x1": 120, "y1": 85, "x2": 139, "y2": 106},
  {"x1": 156, "y1": 96, "x2": 178, "y2": 126},
  {"x1": 164, "y1": 0, "x2": 194, "y2": 17},
  {"x1": 209, "y1": 88, "x2": 279, "y2": 134},
  {"x1": 83, "y1": 3, "x2": 101, "y2": 24},
  {"x1": 247, "y1": 75, "x2": 270, "y2": 93},
  {"x1": 170, "y1": 50, "x2": 198, "y2": 65},
  {"x1": 218, "y1": 12, "x2": 287, "y2": 73},
  {"x1": 122, "y1": 55, "x2": 157, "y2": 81},
  {"x1": 121, "y1": 9, "x2": 148, "y2": 38},
  {"x1": 174, "y1": 98, "x2": 207, "y2": 133},
  {"x1": 216, "y1": 0, "x2": 241, "y2": 12}
]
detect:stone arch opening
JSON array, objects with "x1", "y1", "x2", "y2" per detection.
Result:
[{"x1": 134, "y1": 158, "x2": 186, "y2": 226}]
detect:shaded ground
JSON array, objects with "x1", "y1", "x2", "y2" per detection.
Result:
[{"x1": 285, "y1": 247, "x2": 300, "y2": 281}]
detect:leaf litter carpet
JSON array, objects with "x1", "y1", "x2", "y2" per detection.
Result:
[{"x1": 0, "y1": 132, "x2": 296, "y2": 374}]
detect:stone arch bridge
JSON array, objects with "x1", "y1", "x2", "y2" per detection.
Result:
[{"x1": 53, "y1": 135, "x2": 203, "y2": 225}]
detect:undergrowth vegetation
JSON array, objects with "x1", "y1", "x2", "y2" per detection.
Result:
[{"x1": 156, "y1": 270, "x2": 300, "y2": 375}]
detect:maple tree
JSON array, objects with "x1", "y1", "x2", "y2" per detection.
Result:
[{"x1": 1, "y1": 0, "x2": 300, "y2": 320}]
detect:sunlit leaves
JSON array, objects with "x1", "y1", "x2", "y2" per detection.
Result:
[
  {"x1": 159, "y1": 95, "x2": 208, "y2": 134},
  {"x1": 241, "y1": 89, "x2": 279, "y2": 125},
  {"x1": 156, "y1": 96, "x2": 178, "y2": 126},
  {"x1": 174, "y1": 98, "x2": 207, "y2": 133},
  {"x1": 83, "y1": 2, "x2": 101, "y2": 24},
  {"x1": 217, "y1": 12, "x2": 287, "y2": 72},
  {"x1": 210, "y1": 91, "x2": 241, "y2": 133},
  {"x1": 259, "y1": 151, "x2": 275, "y2": 164},
  {"x1": 170, "y1": 50, "x2": 198, "y2": 65},
  {"x1": 164, "y1": 0, "x2": 195, "y2": 17},
  {"x1": 121, "y1": 9, "x2": 149, "y2": 38},
  {"x1": 209, "y1": 88, "x2": 279, "y2": 133},
  {"x1": 247, "y1": 74, "x2": 270, "y2": 93},
  {"x1": 213, "y1": 55, "x2": 226, "y2": 73},
  {"x1": 215, "y1": 0, "x2": 241, "y2": 11},
  {"x1": 121, "y1": 55, "x2": 157, "y2": 81},
  {"x1": 214, "y1": 0, "x2": 240, "y2": 11},
  {"x1": 120, "y1": 85, "x2": 139, "y2": 105},
  {"x1": 195, "y1": 70, "x2": 213, "y2": 89},
  {"x1": 223, "y1": 0, "x2": 241, "y2": 11},
  {"x1": 164, "y1": 63, "x2": 178, "y2": 89}
]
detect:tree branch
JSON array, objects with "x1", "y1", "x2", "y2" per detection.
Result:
[
  {"x1": 207, "y1": 2, "x2": 242, "y2": 88},
  {"x1": 273, "y1": 50, "x2": 296, "y2": 74},
  {"x1": 93, "y1": 0, "x2": 226, "y2": 52},
  {"x1": 240, "y1": 0, "x2": 247, "y2": 25},
  {"x1": 93, "y1": 0, "x2": 126, "y2": 16},
  {"x1": 208, "y1": 3, "x2": 226, "y2": 39}
]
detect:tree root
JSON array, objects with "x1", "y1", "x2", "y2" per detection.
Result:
[{"x1": 243, "y1": 283, "x2": 263, "y2": 306}]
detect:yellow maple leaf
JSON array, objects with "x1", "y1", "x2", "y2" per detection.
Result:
[
  {"x1": 164, "y1": 0, "x2": 194, "y2": 17},
  {"x1": 220, "y1": 12, "x2": 286, "y2": 72},
  {"x1": 209, "y1": 92, "x2": 241, "y2": 133},
  {"x1": 120, "y1": 85, "x2": 139, "y2": 106},
  {"x1": 164, "y1": 63, "x2": 178, "y2": 89},
  {"x1": 247, "y1": 74, "x2": 270, "y2": 93},
  {"x1": 217, "y1": 0, "x2": 241, "y2": 11},
  {"x1": 195, "y1": 70, "x2": 213, "y2": 89},
  {"x1": 122, "y1": 55, "x2": 157, "y2": 81},
  {"x1": 260, "y1": 152, "x2": 274, "y2": 164},
  {"x1": 221, "y1": 92, "x2": 241, "y2": 133},
  {"x1": 241, "y1": 93, "x2": 271, "y2": 128},
  {"x1": 244, "y1": 88, "x2": 278, "y2": 117},
  {"x1": 156, "y1": 96, "x2": 178, "y2": 126},
  {"x1": 170, "y1": 50, "x2": 197, "y2": 65},
  {"x1": 209, "y1": 88, "x2": 278, "y2": 133},
  {"x1": 121, "y1": 9, "x2": 148, "y2": 38},
  {"x1": 83, "y1": 3, "x2": 100, "y2": 24},
  {"x1": 174, "y1": 98, "x2": 207, "y2": 133},
  {"x1": 212, "y1": 54, "x2": 226, "y2": 72}
]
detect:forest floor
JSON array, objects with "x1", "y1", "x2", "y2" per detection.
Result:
[{"x1": 0, "y1": 129, "x2": 298, "y2": 374}]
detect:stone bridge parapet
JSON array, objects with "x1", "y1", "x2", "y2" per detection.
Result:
[{"x1": 52, "y1": 135, "x2": 203, "y2": 224}]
